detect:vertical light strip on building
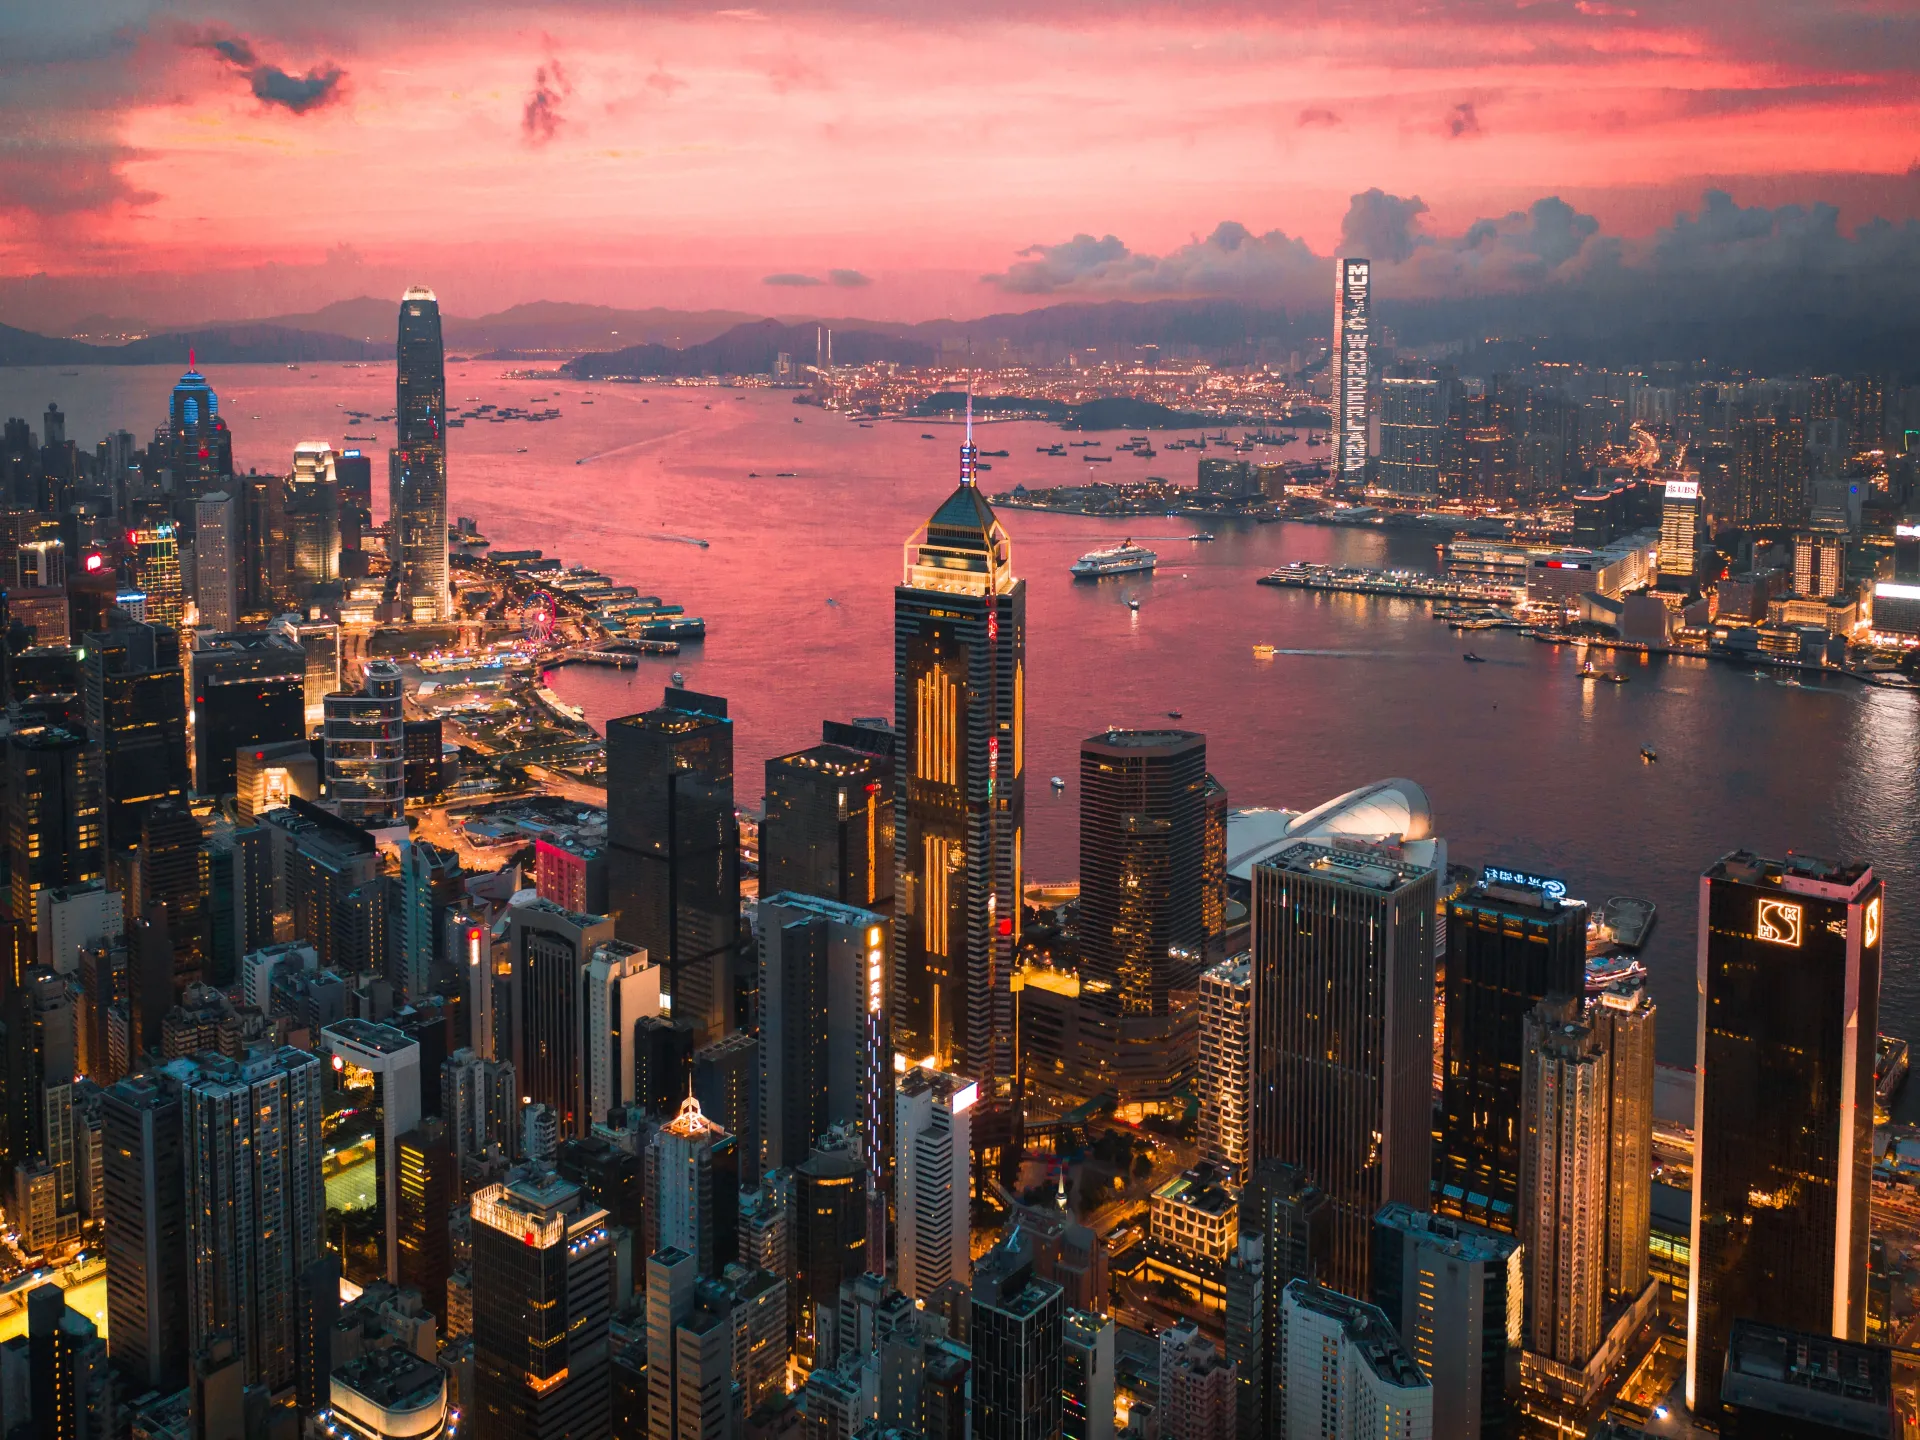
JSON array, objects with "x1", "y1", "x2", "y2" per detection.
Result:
[{"x1": 1334, "y1": 258, "x2": 1372, "y2": 480}]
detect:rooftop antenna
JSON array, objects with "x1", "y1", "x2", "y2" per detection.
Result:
[
  {"x1": 188, "y1": 345, "x2": 196, "y2": 371},
  {"x1": 959, "y1": 385, "x2": 977, "y2": 487}
]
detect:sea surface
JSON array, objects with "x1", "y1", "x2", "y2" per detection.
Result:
[{"x1": 10, "y1": 362, "x2": 1920, "y2": 1079}]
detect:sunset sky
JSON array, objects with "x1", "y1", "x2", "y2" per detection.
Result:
[{"x1": 4, "y1": 1, "x2": 1919, "y2": 328}]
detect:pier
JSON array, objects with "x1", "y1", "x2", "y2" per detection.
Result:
[{"x1": 1258, "y1": 562, "x2": 1519, "y2": 605}]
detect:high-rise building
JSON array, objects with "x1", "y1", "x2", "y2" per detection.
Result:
[
  {"x1": 1434, "y1": 874, "x2": 1588, "y2": 1234},
  {"x1": 324, "y1": 661, "x2": 406, "y2": 828},
  {"x1": 1520, "y1": 998, "x2": 1609, "y2": 1367},
  {"x1": 648, "y1": 1095, "x2": 740, "y2": 1279},
  {"x1": 1795, "y1": 529, "x2": 1846, "y2": 599},
  {"x1": 322, "y1": 1020, "x2": 423, "y2": 1286},
  {"x1": 1657, "y1": 476, "x2": 1702, "y2": 584},
  {"x1": 80, "y1": 620, "x2": 188, "y2": 853},
  {"x1": 181, "y1": 1046, "x2": 326, "y2": 1392},
  {"x1": 1230, "y1": 1160, "x2": 1329, "y2": 1439},
  {"x1": 1591, "y1": 979, "x2": 1656, "y2": 1302},
  {"x1": 895, "y1": 1067, "x2": 974, "y2": 1303},
  {"x1": 1077, "y1": 728, "x2": 1207, "y2": 1103},
  {"x1": 1251, "y1": 839, "x2": 1435, "y2": 1297},
  {"x1": 505, "y1": 898, "x2": 615, "y2": 1136},
  {"x1": 194, "y1": 491, "x2": 238, "y2": 632},
  {"x1": 1729, "y1": 413, "x2": 1808, "y2": 530},
  {"x1": 535, "y1": 833, "x2": 608, "y2": 914},
  {"x1": 262, "y1": 798, "x2": 384, "y2": 974},
  {"x1": 470, "y1": 1167, "x2": 614, "y2": 1440},
  {"x1": 189, "y1": 630, "x2": 305, "y2": 796},
  {"x1": 756, "y1": 892, "x2": 890, "y2": 1173},
  {"x1": 893, "y1": 435, "x2": 1026, "y2": 1087},
  {"x1": 157, "y1": 355, "x2": 233, "y2": 497},
  {"x1": 1719, "y1": 1319, "x2": 1895, "y2": 1437},
  {"x1": 1378, "y1": 373, "x2": 1449, "y2": 497},
  {"x1": 325, "y1": 1347, "x2": 449, "y2": 1440},
  {"x1": 391, "y1": 287, "x2": 451, "y2": 624},
  {"x1": 970, "y1": 1227, "x2": 1064, "y2": 1440},
  {"x1": 270, "y1": 613, "x2": 341, "y2": 732},
  {"x1": 131, "y1": 797, "x2": 209, "y2": 997},
  {"x1": 6, "y1": 968, "x2": 80, "y2": 1252},
  {"x1": 130, "y1": 521, "x2": 184, "y2": 629},
  {"x1": 606, "y1": 688, "x2": 739, "y2": 1045},
  {"x1": 0, "y1": 1282, "x2": 110, "y2": 1440},
  {"x1": 1158, "y1": 1318, "x2": 1236, "y2": 1440},
  {"x1": 443, "y1": 1047, "x2": 518, "y2": 1180},
  {"x1": 1371, "y1": 1205, "x2": 1522, "y2": 1440},
  {"x1": 395, "y1": 1117, "x2": 456, "y2": 1323},
  {"x1": 398, "y1": 837, "x2": 463, "y2": 1003},
  {"x1": 761, "y1": 730, "x2": 895, "y2": 914},
  {"x1": 103, "y1": 1070, "x2": 190, "y2": 1395},
  {"x1": 1063, "y1": 1309, "x2": 1115, "y2": 1440},
  {"x1": 583, "y1": 939, "x2": 662, "y2": 1125},
  {"x1": 286, "y1": 441, "x2": 342, "y2": 592},
  {"x1": 1333, "y1": 258, "x2": 1373, "y2": 482},
  {"x1": 7, "y1": 727, "x2": 105, "y2": 978},
  {"x1": 1280, "y1": 1280, "x2": 1432, "y2": 1439},
  {"x1": 1687, "y1": 850, "x2": 1881, "y2": 1416},
  {"x1": 790, "y1": 1128, "x2": 868, "y2": 1369},
  {"x1": 1197, "y1": 954, "x2": 1251, "y2": 1182}
]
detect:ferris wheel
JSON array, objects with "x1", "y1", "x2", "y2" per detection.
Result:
[{"x1": 522, "y1": 589, "x2": 559, "y2": 644}]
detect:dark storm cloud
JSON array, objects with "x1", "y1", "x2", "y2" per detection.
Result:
[
  {"x1": 763, "y1": 272, "x2": 824, "y2": 286},
  {"x1": 828, "y1": 269, "x2": 872, "y2": 287},
  {"x1": 0, "y1": 136, "x2": 156, "y2": 216},
  {"x1": 983, "y1": 223, "x2": 1321, "y2": 299},
  {"x1": 1445, "y1": 100, "x2": 1480, "y2": 137},
  {"x1": 196, "y1": 30, "x2": 345, "y2": 113},
  {"x1": 523, "y1": 60, "x2": 571, "y2": 144}
]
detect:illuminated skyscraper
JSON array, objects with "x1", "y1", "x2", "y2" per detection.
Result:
[
  {"x1": 1377, "y1": 374, "x2": 1448, "y2": 497},
  {"x1": 1729, "y1": 413, "x2": 1807, "y2": 530},
  {"x1": 324, "y1": 661, "x2": 406, "y2": 828},
  {"x1": 895, "y1": 1067, "x2": 974, "y2": 1303},
  {"x1": 81, "y1": 619, "x2": 189, "y2": 853},
  {"x1": 1657, "y1": 477, "x2": 1702, "y2": 583},
  {"x1": 1794, "y1": 529, "x2": 1845, "y2": 599},
  {"x1": 194, "y1": 492, "x2": 237, "y2": 632},
  {"x1": 1078, "y1": 729, "x2": 1207, "y2": 1104},
  {"x1": 1196, "y1": 955, "x2": 1251, "y2": 1182},
  {"x1": 761, "y1": 726, "x2": 895, "y2": 914},
  {"x1": 130, "y1": 522, "x2": 184, "y2": 629},
  {"x1": 1251, "y1": 840, "x2": 1435, "y2": 1298},
  {"x1": 893, "y1": 422, "x2": 1026, "y2": 1087},
  {"x1": 391, "y1": 287, "x2": 451, "y2": 624},
  {"x1": 1519, "y1": 999, "x2": 1610, "y2": 1365},
  {"x1": 158, "y1": 354, "x2": 234, "y2": 498},
  {"x1": 1687, "y1": 851, "x2": 1881, "y2": 1417},
  {"x1": 286, "y1": 441, "x2": 342, "y2": 593},
  {"x1": 1332, "y1": 258, "x2": 1372, "y2": 482}
]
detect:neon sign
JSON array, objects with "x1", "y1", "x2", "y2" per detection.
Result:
[
  {"x1": 1756, "y1": 899, "x2": 1803, "y2": 947},
  {"x1": 1480, "y1": 866, "x2": 1568, "y2": 901}
]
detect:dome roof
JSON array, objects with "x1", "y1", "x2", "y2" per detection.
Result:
[
  {"x1": 1285, "y1": 777, "x2": 1433, "y2": 842},
  {"x1": 402, "y1": 284, "x2": 437, "y2": 302}
]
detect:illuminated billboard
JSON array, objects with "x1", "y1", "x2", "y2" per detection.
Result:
[
  {"x1": 1663, "y1": 478, "x2": 1700, "y2": 501},
  {"x1": 1755, "y1": 898, "x2": 1803, "y2": 947},
  {"x1": 1334, "y1": 258, "x2": 1371, "y2": 478}
]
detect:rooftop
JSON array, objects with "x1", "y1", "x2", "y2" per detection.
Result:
[
  {"x1": 322, "y1": 1018, "x2": 419, "y2": 1059},
  {"x1": 330, "y1": 1347, "x2": 444, "y2": 1414},
  {"x1": 1283, "y1": 1280, "x2": 1429, "y2": 1392},
  {"x1": 1258, "y1": 839, "x2": 1433, "y2": 893},
  {"x1": 1374, "y1": 1203, "x2": 1520, "y2": 1262},
  {"x1": 1708, "y1": 848, "x2": 1874, "y2": 902}
]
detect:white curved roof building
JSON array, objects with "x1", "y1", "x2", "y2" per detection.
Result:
[{"x1": 1226, "y1": 778, "x2": 1442, "y2": 883}]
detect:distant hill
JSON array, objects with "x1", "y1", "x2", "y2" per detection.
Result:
[
  {"x1": 910, "y1": 391, "x2": 1218, "y2": 430},
  {"x1": 563, "y1": 317, "x2": 935, "y2": 379},
  {"x1": 246, "y1": 297, "x2": 771, "y2": 353},
  {"x1": 0, "y1": 323, "x2": 391, "y2": 367}
]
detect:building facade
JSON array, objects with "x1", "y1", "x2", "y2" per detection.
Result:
[{"x1": 391, "y1": 288, "x2": 451, "y2": 623}]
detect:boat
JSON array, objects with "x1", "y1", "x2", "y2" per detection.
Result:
[
  {"x1": 1641, "y1": 747, "x2": 1658, "y2": 763},
  {"x1": 1253, "y1": 644, "x2": 1276, "y2": 659},
  {"x1": 1462, "y1": 652, "x2": 1486, "y2": 663},
  {"x1": 1166, "y1": 711, "x2": 1182, "y2": 719},
  {"x1": 1127, "y1": 598, "x2": 1140, "y2": 611},
  {"x1": 652, "y1": 534, "x2": 711, "y2": 548},
  {"x1": 922, "y1": 433, "x2": 936, "y2": 439},
  {"x1": 1071, "y1": 539, "x2": 1158, "y2": 579},
  {"x1": 1603, "y1": 672, "x2": 1630, "y2": 684},
  {"x1": 1050, "y1": 776, "x2": 1066, "y2": 792},
  {"x1": 1188, "y1": 532, "x2": 1216, "y2": 542}
]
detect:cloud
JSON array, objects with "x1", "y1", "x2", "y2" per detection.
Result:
[
  {"x1": 1297, "y1": 107, "x2": 1341, "y2": 128},
  {"x1": 0, "y1": 138, "x2": 156, "y2": 218},
  {"x1": 195, "y1": 32, "x2": 345, "y2": 114},
  {"x1": 983, "y1": 222, "x2": 1324, "y2": 302},
  {"x1": 828, "y1": 269, "x2": 871, "y2": 287},
  {"x1": 1445, "y1": 101, "x2": 1481, "y2": 138},
  {"x1": 523, "y1": 60, "x2": 572, "y2": 144},
  {"x1": 763, "y1": 272, "x2": 823, "y2": 286},
  {"x1": 1341, "y1": 189, "x2": 1430, "y2": 265}
]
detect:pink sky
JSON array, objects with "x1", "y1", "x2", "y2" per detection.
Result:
[{"x1": 4, "y1": 1, "x2": 1919, "y2": 326}]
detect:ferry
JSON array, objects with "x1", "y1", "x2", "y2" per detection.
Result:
[{"x1": 1071, "y1": 540, "x2": 1158, "y2": 580}]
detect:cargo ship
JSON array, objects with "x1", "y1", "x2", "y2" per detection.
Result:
[{"x1": 1071, "y1": 539, "x2": 1158, "y2": 579}]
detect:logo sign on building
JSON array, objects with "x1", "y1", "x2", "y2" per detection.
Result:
[
  {"x1": 1755, "y1": 899, "x2": 1804, "y2": 947},
  {"x1": 1334, "y1": 258, "x2": 1371, "y2": 477},
  {"x1": 1663, "y1": 478, "x2": 1700, "y2": 501},
  {"x1": 1866, "y1": 896, "x2": 1882, "y2": 949},
  {"x1": 1480, "y1": 865, "x2": 1568, "y2": 901}
]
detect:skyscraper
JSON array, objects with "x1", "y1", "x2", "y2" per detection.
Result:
[
  {"x1": 790, "y1": 1128, "x2": 867, "y2": 1369},
  {"x1": 1591, "y1": 980, "x2": 1656, "y2": 1302},
  {"x1": 130, "y1": 521, "x2": 185, "y2": 629},
  {"x1": 470, "y1": 1168, "x2": 614, "y2": 1440},
  {"x1": 1280, "y1": 1281, "x2": 1432, "y2": 1438},
  {"x1": 760, "y1": 728, "x2": 895, "y2": 914},
  {"x1": 158, "y1": 353, "x2": 233, "y2": 497},
  {"x1": 756, "y1": 892, "x2": 890, "y2": 1173},
  {"x1": 1434, "y1": 874, "x2": 1588, "y2": 1234},
  {"x1": 395, "y1": 1117, "x2": 455, "y2": 1324},
  {"x1": 181, "y1": 1046, "x2": 326, "y2": 1392},
  {"x1": 194, "y1": 491, "x2": 238, "y2": 632},
  {"x1": 1197, "y1": 954, "x2": 1251, "y2": 1183},
  {"x1": 506, "y1": 898, "x2": 616, "y2": 1136},
  {"x1": 132, "y1": 797, "x2": 209, "y2": 997},
  {"x1": 1371, "y1": 1207, "x2": 1521, "y2": 1440},
  {"x1": 6, "y1": 727, "x2": 104, "y2": 979},
  {"x1": 895, "y1": 1067, "x2": 974, "y2": 1303},
  {"x1": 80, "y1": 620, "x2": 188, "y2": 853},
  {"x1": 189, "y1": 630, "x2": 305, "y2": 797},
  {"x1": 1377, "y1": 373, "x2": 1449, "y2": 497},
  {"x1": 1657, "y1": 476, "x2": 1702, "y2": 584},
  {"x1": 1077, "y1": 729, "x2": 1207, "y2": 1104},
  {"x1": 391, "y1": 287, "x2": 451, "y2": 624},
  {"x1": 398, "y1": 837, "x2": 463, "y2": 1003},
  {"x1": 324, "y1": 660, "x2": 406, "y2": 828},
  {"x1": 286, "y1": 440, "x2": 342, "y2": 592},
  {"x1": 606, "y1": 688, "x2": 738, "y2": 1045},
  {"x1": 582, "y1": 939, "x2": 661, "y2": 1125},
  {"x1": 1687, "y1": 850, "x2": 1881, "y2": 1416},
  {"x1": 1729, "y1": 413, "x2": 1808, "y2": 530},
  {"x1": 970, "y1": 1227, "x2": 1065, "y2": 1440},
  {"x1": 647, "y1": 1095, "x2": 739, "y2": 1279},
  {"x1": 1519, "y1": 999, "x2": 1610, "y2": 1365},
  {"x1": 1332, "y1": 257, "x2": 1373, "y2": 482},
  {"x1": 1063, "y1": 1309, "x2": 1116, "y2": 1440},
  {"x1": 322, "y1": 1019, "x2": 423, "y2": 1286},
  {"x1": 894, "y1": 431, "x2": 1025, "y2": 1088},
  {"x1": 1251, "y1": 839, "x2": 1435, "y2": 1298}
]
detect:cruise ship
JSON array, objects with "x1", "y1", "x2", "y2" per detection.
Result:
[{"x1": 1071, "y1": 539, "x2": 1158, "y2": 579}]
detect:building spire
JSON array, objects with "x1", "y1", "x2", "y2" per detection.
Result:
[
  {"x1": 959, "y1": 385, "x2": 977, "y2": 487},
  {"x1": 188, "y1": 345, "x2": 196, "y2": 372}
]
